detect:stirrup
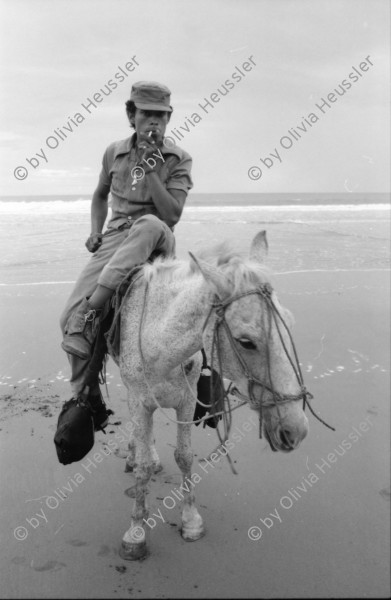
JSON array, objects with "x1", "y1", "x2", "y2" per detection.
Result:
[{"x1": 86, "y1": 388, "x2": 114, "y2": 432}]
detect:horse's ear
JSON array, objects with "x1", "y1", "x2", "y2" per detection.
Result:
[
  {"x1": 250, "y1": 230, "x2": 268, "y2": 263},
  {"x1": 189, "y1": 252, "x2": 228, "y2": 298}
]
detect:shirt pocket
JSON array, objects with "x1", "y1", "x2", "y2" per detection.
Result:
[{"x1": 110, "y1": 157, "x2": 133, "y2": 198}]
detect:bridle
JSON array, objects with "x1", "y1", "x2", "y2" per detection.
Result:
[
  {"x1": 132, "y1": 275, "x2": 334, "y2": 474},
  {"x1": 203, "y1": 281, "x2": 335, "y2": 450}
]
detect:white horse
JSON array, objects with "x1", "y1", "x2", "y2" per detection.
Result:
[{"x1": 116, "y1": 231, "x2": 309, "y2": 560}]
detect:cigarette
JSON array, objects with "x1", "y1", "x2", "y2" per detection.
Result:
[{"x1": 148, "y1": 131, "x2": 153, "y2": 137}]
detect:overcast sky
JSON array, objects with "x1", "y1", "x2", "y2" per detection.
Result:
[{"x1": 0, "y1": 0, "x2": 389, "y2": 196}]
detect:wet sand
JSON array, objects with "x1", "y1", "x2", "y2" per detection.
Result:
[{"x1": 0, "y1": 233, "x2": 390, "y2": 598}]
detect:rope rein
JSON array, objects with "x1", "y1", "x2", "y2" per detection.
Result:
[{"x1": 130, "y1": 277, "x2": 334, "y2": 472}]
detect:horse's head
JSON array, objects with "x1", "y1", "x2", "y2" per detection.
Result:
[{"x1": 190, "y1": 231, "x2": 309, "y2": 453}]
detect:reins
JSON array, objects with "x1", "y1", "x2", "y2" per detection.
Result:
[{"x1": 133, "y1": 275, "x2": 334, "y2": 473}]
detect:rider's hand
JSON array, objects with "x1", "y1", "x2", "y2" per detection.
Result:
[
  {"x1": 137, "y1": 132, "x2": 157, "y2": 162},
  {"x1": 85, "y1": 233, "x2": 103, "y2": 253}
]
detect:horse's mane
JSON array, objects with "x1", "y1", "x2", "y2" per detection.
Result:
[{"x1": 143, "y1": 241, "x2": 274, "y2": 297}]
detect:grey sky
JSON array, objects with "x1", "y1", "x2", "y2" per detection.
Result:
[{"x1": 1, "y1": 0, "x2": 389, "y2": 196}]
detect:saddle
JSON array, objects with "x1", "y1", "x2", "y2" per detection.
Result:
[
  {"x1": 105, "y1": 265, "x2": 144, "y2": 363},
  {"x1": 105, "y1": 272, "x2": 224, "y2": 427}
]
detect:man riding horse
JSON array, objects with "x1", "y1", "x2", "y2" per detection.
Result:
[{"x1": 57, "y1": 82, "x2": 193, "y2": 454}]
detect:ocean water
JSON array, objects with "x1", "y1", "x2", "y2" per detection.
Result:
[{"x1": 0, "y1": 193, "x2": 389, "y2": 285}]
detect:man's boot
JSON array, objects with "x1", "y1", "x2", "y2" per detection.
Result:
[
  {"x1": 54, "y1": 385, "x2": 114, "y2": 465},
  {"x1": 61, "y1": 298, "x2": 101, "y2": 360}
]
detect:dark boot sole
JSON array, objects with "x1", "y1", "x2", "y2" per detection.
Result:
[{"x1": 61, "y1": 340, "x2": 91, "y2": 361}]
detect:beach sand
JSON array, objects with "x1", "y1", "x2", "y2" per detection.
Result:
[{"x1": 0, "y1": 224, "x2": 390, "y2": 598}]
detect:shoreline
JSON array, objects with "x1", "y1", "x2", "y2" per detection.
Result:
[{"x1": 0, "y1": 191, "x2": 390, "y2": 208}]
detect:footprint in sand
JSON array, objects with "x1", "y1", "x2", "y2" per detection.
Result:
[
  {"x1": 33, "y1": 560, "x2": 66, "y2": 572},
  {"x1": 11, "y1": 557, "x2": 66, "y2": 571},
  {"x1": 379, "y1": 488, "x2": 390, "y2": 501},
  {"x1": 67, "y1": 539, "x2": 88, "y2": 547},
  {"x1": 11, "y1": 557, "x2": 27, "y2": 566},
  {"x1": 97, "y1": 544, "x2": 117, "y2": 557}
]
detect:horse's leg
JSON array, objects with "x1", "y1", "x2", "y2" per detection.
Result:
[
  {"x1": 174, "y1": 405, "x2": 205, "y2": 541},
  {"x1": 125, "y1": 427, "x2": 162, "y2": 474},
  {"x1": 124, "y1": 442, "x2": 136, "y2": 472},
  {"x1": 127, "y1": 441, "x2": 162, "y2": 473},
  {"x1": 120, "y1": 401, "x2": 153, "y2": 561},
  {"x1": 123, "y1": 393, "x2": 162, "y2": 474},
  {"x1": 124, "y1": 401, "x2": 137, "y2": 472}
]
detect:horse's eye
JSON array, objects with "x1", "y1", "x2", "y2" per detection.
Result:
[{"x1": 237, "y1": 339, "x2": 257, "y2": 350}]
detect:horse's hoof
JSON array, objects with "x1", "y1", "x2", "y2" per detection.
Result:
[
  {"x1": 119, "y1": 540, "x2": 148, "y2": 561},
  {"x1": 181, "y1": 524, "x2": 205, "y2": 542},
  {"x1": 120, "y1": 525, "x2": 148, "y2": 560}
]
